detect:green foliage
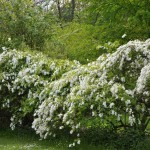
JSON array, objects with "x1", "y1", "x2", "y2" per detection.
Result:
[
  {"x1": 83, "y1": 127, "x2": 150, "y2": 150},
  {"x1": 81, "y1": 0, "x2": 150, "y2": 42},
  {"x1": 0, "y1": 39, "x2": 150, "y2": 147},
  {"x1": 114, "y1": 129, "x2": 144, "y2": 150},
  {"x1": 1, "y1": 0, "x2": 149, "y2": 62},
  {"x1": 0, "y1": 0, "x2": 150, "y2": 147},
  {"x1": 44, "y1": 23, "x2": 101, "y2": 64},
  {"x1": 32, "y1": 39, "x2": 150, "y2": 146},
  {"x1": 0, "y1": 0, "x2": 54, "y2": 50},
  {"x1": 0, "y1": 49, "x2": 80, "y2": 128}
]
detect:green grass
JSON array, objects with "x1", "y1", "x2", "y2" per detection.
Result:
[
  {"x1": 0, "y1": 128, "x2": 113, "y2": 150},
  {"x1": 0, "y1": 127, "x2": 150, "y2": 150}
]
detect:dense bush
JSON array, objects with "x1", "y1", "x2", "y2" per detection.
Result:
[
  {"x1": 0, "y1": 39, "x2": 150, "y2": 147},
  {"x1": 32, "y1": 39, "x2": 150, "y2": 146},
  {"x1": 0, "y1": 49, "x2": 80, "y2": 128}
]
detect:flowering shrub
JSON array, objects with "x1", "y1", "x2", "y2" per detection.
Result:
[
  {"x1": 0, "y1": 49, "x2": 80, "y2": 128},
  {"x1": 0, "y1": 39, "x2": 150, "y2": 147},
  {"x1": 32, "y1": 39, "x2": 150, "y2": 146}
]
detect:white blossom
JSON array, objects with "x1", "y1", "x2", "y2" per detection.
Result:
[{"x1": 122, "y1": 34, "x2": 127, "y2": 38}]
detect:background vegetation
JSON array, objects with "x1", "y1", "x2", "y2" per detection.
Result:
[
  {"x1": 0, "y1": 0, "x2": 149, "y2": 63},
  {"x1": 0, "y1": 0, "x2": 150, "y2": 149}
]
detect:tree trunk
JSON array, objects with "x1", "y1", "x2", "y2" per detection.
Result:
[
  {"x1": 71, "y1": 0, "x2": 75, "y2": 21},
  {"x1": 56, "y1": 0, "x2": 62, "y2": 20}
]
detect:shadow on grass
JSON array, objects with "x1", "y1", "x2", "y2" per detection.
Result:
[
  {"x1": 0, "y1": 127, "x2": 150, "y2": 150},
  {"x1": 0, "y1": 128, "x2": 112, "y2": 150}
]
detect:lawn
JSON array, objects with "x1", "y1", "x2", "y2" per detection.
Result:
[
  {"x1": 0, "y1": 126, "x2": 150, "y2": 150},
  {"x1": 0, "y1": 128, "x2": 112, "y2": 150},
  {"x1": 0, "y1": 123, "x2": 150, "y2": 150}
]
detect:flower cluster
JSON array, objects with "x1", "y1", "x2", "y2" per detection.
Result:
[
  {"x1": 32, "y1": 39, "x2": 150, "y2": 145},
  {"x1": 0, "y1": 39, "x2": 150, "y2": 146},
  {"x1": 0, "y1": 49, "x2": 80, "y2": 129}
]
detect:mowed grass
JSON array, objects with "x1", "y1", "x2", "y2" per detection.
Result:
[{"x1": 0, "y1": 128, "x2": 113, "y2": 150}]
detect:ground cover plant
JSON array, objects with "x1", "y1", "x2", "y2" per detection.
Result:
[{"x1": 0, "y1": 39, "x2": 150, "y2": 149}]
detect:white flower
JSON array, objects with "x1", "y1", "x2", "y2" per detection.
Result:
[
  {"x1": 125, "y1": 100, "x2": 131, "y2": 106},
  {"x1": 117, "y1": 114, "x2": 121, "y2": 121},
  {"x1": 122, "y1": 34, "x2": 127, "y2": 38},
  {"x1": 143, "y1": 91, "x2": 149, "y2": 96},
  {"x1": 125, "y1": 90, "x2": 134, "y2": 97},
  {"x1": 58, "y1": 113, "x2": 63, "y2": 118},
  {"x1": 8, "y1": 38, "x2": 11, "y2": 41},
  {"x1": 2, "y1": 47, "x2": 7, "y2": 51},
  {"x1": 92, "y1": 111, "x2": 95, "y2": 116},
  {"x1": 59, "y1": 126, "x2": 64, "y2": 130},
  {"x1": 129, "y1": 115, "x2": 135, "y2": 126},
  {"x1": 102, "y1": 101, "x2": 107, "y2": 108},
  {"x1": 70, "y1": 130, "x2": 74, "y2": 134},
  {"x1": 26, "y1": 56, "x2": 31, "y2": 64},
  {"x1": 10, "y1": 122, "x2": 15, "y2": 130},
  {"x1": 111, "y1": 110, "x2": 116, "y2": 115},
  {"x1": 79, "y1": 76, "x2": 89, "y2": 89},
  {"x1": 69, "y1": 144, "x2": 72, "y2": 147},
  {"x1": 77, "y1": 139, "x2": 81, "y2": 145},
  {"x1": 99, "y1": 113, "x2": 103, "y2": 117},
  {"x1": 90, "y1": 105, "x2": 94, "y2": 109},
  {"x1": 136, "y1": 64, "x2": 150, "y2": 94},
  {"x1": 109, "y1": 102, "x2": 114, "y2": 108},
  {"x1": 121, "y1": 77, "x2": 125, "y2": 82},
  {"x1": 76, "y1": 123, "x2": 80, "y2": 129},
  {"x1": 110, "y1": 84, "x2": 119, "y2": 96}
]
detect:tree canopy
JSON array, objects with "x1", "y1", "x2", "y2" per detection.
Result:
[{"x1": 0, "y1": 0, "x2": 149, "y2": 61}]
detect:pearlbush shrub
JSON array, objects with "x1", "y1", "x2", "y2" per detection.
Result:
[
  {"x1": 0, "y1": 49, "x2": 80, "y2": 128},
  {"x1": 0, "y1": 39, "x2": 150, "y2": 147}
]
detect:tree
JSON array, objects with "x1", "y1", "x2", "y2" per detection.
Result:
[
  {"x1": 0, "y1": 0, "x2": 54, "y2": 50},
  {"x1": 80, "y1": 0, "x2": 150, "y2": 42}
]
